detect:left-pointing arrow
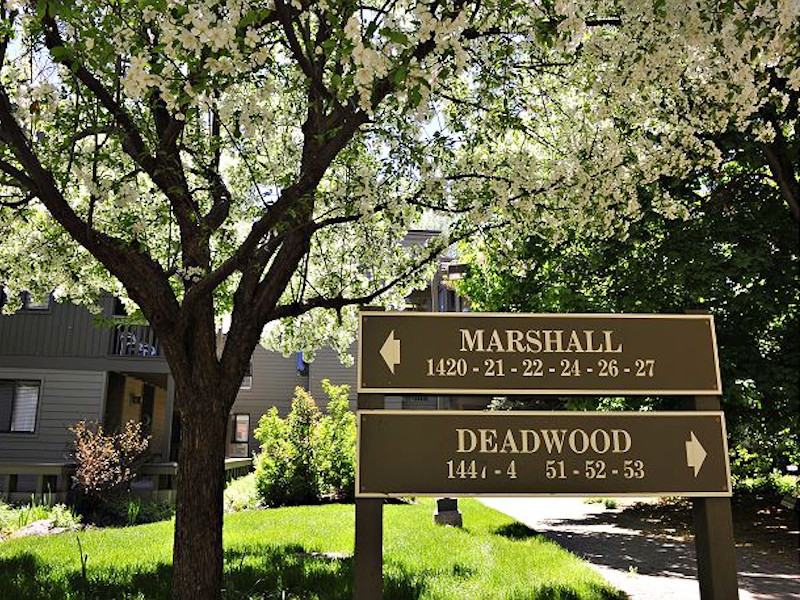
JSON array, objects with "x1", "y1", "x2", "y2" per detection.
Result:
[
  {"x1": 685, "y1": 431, "x2": 707, "y2": 477},
  {"x1": 380, "y1": 330, "x2": 401, "y2": 374}
]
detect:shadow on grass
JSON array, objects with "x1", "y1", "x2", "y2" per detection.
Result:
[
  {"x1": 507, "y1": 583, "x2": 626, "y2": 600},
  {"x1": 0, "y1": 548, "x2": 625, "y2": 600},
  {"x1": 0, "y1": 545, "x2": 428, "y2": 600},
  {"x1": 493, "y1": 522, "x2": 539, "y2": 540}
]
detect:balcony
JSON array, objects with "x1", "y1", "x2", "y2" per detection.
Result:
[{"x1": 110, "y1": 324, "x2": 163, "y2": 358}]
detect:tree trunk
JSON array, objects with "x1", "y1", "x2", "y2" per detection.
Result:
[{"x1": 171, "y1": 389, "x2": 229, "y2": 600}]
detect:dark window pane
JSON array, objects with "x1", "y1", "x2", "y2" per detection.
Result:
[
  {"x1": 240, "y1": 362, "x2": 253, "y2": 389},
  {"x1": 22, "y1": 292, "x2": 50, "y2": 310},
  {"x1": 0, "y1": 381, "x2": 13, "y2": 432}
]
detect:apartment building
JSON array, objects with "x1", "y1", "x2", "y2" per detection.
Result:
[{"x1": 0, "y1": 231, "x2": 472, "y2": 500}]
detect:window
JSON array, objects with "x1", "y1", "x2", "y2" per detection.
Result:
[
  {"x1": 112, "y1": 297, "x2": 128, "y2": 317},
  {"x1": 240, "y1": 362, "x2": 252, "y2": 389},
  {"x1": 230, "y1": 414, "x2": 250, "y2": 457},
  {"x1": 232, "y1": 414, "x2": 250, "y2": 443},
  {"x1": 21, "y1": 292, "x2": 51, "y2": 311},
  {"x1": 0, "y1": 380, "x2": 40, "y2": 433}
]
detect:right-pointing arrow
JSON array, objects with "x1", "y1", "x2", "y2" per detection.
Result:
[
  {"x1": 380, "y1": 330, "x2": 401, "y2": 374},
  {"x1": 686, "y1": 431, "x2": 707, "y2": 477}
]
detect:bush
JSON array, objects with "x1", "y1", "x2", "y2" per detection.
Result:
[
  {"x1": 70, "y1": 420, "x2": 150, "y2": 494},
  {"x1": 734, "y1": 472, "x2": 799, "y2": 498},
  {"x1": 0, "y1": 501, "x2": 14, "y2": 532},
  {"x1": 314, "y1": 380, "x2": 356, "y2": 501},
  {"x1": 253, "y1": 406, "x2": 294, "y2": 506},
  {"x1": 254, "y1": 388, "x2": 320, "y2": 506},
  {"x1": 132, "y1": 499, "x2": 174, "y2": 523},
  {"x1": 103, "y1": 496, "x2": 175, "y2": 525},
  {"x1": 224, "y1": 473, "x2": 260, "y2": 512},
  {"x1": 47, "y1": 504, "x2": 82, "y2": 528},
  {"x1": 69, "y1": 420, "x2": 150, "y2": 514},
  {"x1": 254, "y1": 381, "x2": 356, "y2": 507}
]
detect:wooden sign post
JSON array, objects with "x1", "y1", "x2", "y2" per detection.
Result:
[
  {"x1": 692, "y1": 395, "x2": 740, "y2": 600},
  {"x1": 354, "y1": 394, "x2": 384, "y2": 600},
  {"x1": 353, "y1": 312, "x2": 738, "y2": 600}
]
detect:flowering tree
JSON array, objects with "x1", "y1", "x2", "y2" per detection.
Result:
[{"x1": 0, "y1": 1, "x2": 796, "y2": 598}]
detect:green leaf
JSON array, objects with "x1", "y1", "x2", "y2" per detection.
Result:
[
  {"x1": 49, "y1": 45, "x2": 74, "y2": 63},
  {"x1": 380, "y1": 28, "x2": 409, "y2": 45},
  {"x1": 392, "y1": 64, "x2": 409, "y2": 86}
]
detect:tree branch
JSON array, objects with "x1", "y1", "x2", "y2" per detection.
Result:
[
  {"x1": 39, "y1": 12, "x2": 201, "y2": 248},
  {"x1": 39, "y1": 13, "x2": 156, "y2": 173},
  {"x1": 274, "y1": 0, "x2": 334, "y2": 102},
  {"x1": 267, "y1": 225, "x2": 485, "y2": 321},
  {"x1": 762, "y1": 139, "x2": 800, "y2": 222},
  {"x1": 0, "y1": 82, "x2": 180, "y2": 333},
  {"x1": 0, "y1": 157, "x2": 36, "y2": 189}
]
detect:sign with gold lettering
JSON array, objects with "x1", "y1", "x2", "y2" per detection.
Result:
[
  {"x1": 358, "y1": 312, "x2": 721, "y2": 395},
  {"x1": 356, "y1": 411, "x2": 732, "y2": 497}
]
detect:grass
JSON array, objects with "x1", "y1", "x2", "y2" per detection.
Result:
[{"x1": 0, "y1": 499, "x2": 623, "y2": 600}]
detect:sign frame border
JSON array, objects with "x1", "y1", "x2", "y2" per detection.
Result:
[
  {"x1": 357, "y1": 312, "x2": 723, "y2": 396},
  {"x1": 355, "y1": 409, "x2": 732, "y2": 499}
]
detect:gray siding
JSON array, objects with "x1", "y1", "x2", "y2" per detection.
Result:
[
  {"x1": 0, "y1": 367, "x2": 106, "y2": 462},
  {"x1": 0, "y1": 298, "x2": 113, "y2": 359},
  {"x1": 0, "y1": 297, "x2": 169, "y2": 374},
  {"x1": 308, "y1": 344, "x2": 357, "y2": 403},
  {"x1": 236, "y1": 345, "x2": 305, "y2": 409},
  {"x1": 230, "y1": 346, "x2": 307, "y2": 456},
  {"x1": 229, "y1": 344, "x2": 360, "y2": 457}
]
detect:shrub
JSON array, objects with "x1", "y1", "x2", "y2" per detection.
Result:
[
  {"x1": 69, "y1": 420, "x2": 150, "y2": 513},
  {"x1": 254, "y1": 406, "x2": 293, "y2": 506},
  {"x1": 314, "y1": 380, "x2": 356, "y2": 500},
  {"x1": 254, "y1": 382, "x2": 356, "y2": 506},
  {"x1": 103, "y1": 496, "x2": 175, "y2": 525},
  {"x1": 255, "y1": 388, "x2": 320, "y2": 506},
  {"x1": 285, "y1": 387, "x2": 321, "y2": 503},
  {"x1": 224, "y1": 473, "x2": 260, "y2": 512},
  {"x1": 131, "y1": 499, "x2": 174, "y2": 523},
  {"x1": 48, "y1": 504, "x2": 81, "y2": 528},
  {"x1": 0, "y1": 501, "x2": 14, "y2": 533},
  {"x1": 734, "y1": 472, "x2": 800, "y2": 498}
]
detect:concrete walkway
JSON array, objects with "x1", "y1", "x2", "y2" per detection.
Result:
[{"x1": 481, "y1": 497, "x2": 800, "y2": 600}]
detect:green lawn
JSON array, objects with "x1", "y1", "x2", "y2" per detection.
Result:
[{"x1": 0, "y1": 499, "x2": 623, "y2": 600}]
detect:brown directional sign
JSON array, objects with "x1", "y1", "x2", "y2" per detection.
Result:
[
  {"x1": 358, "y1": 312, "x2": 721, "y2": 395},
  {"x1": 356, "y1": 411, "x2": 732, "y2": 497}
]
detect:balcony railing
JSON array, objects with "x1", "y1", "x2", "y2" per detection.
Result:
[
  {"x1": 110, "y1": 324, "x2": 163, "y2": 357},
  {"x1": 0, "y1": 458, "x2": 253, "y2": 505}
]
